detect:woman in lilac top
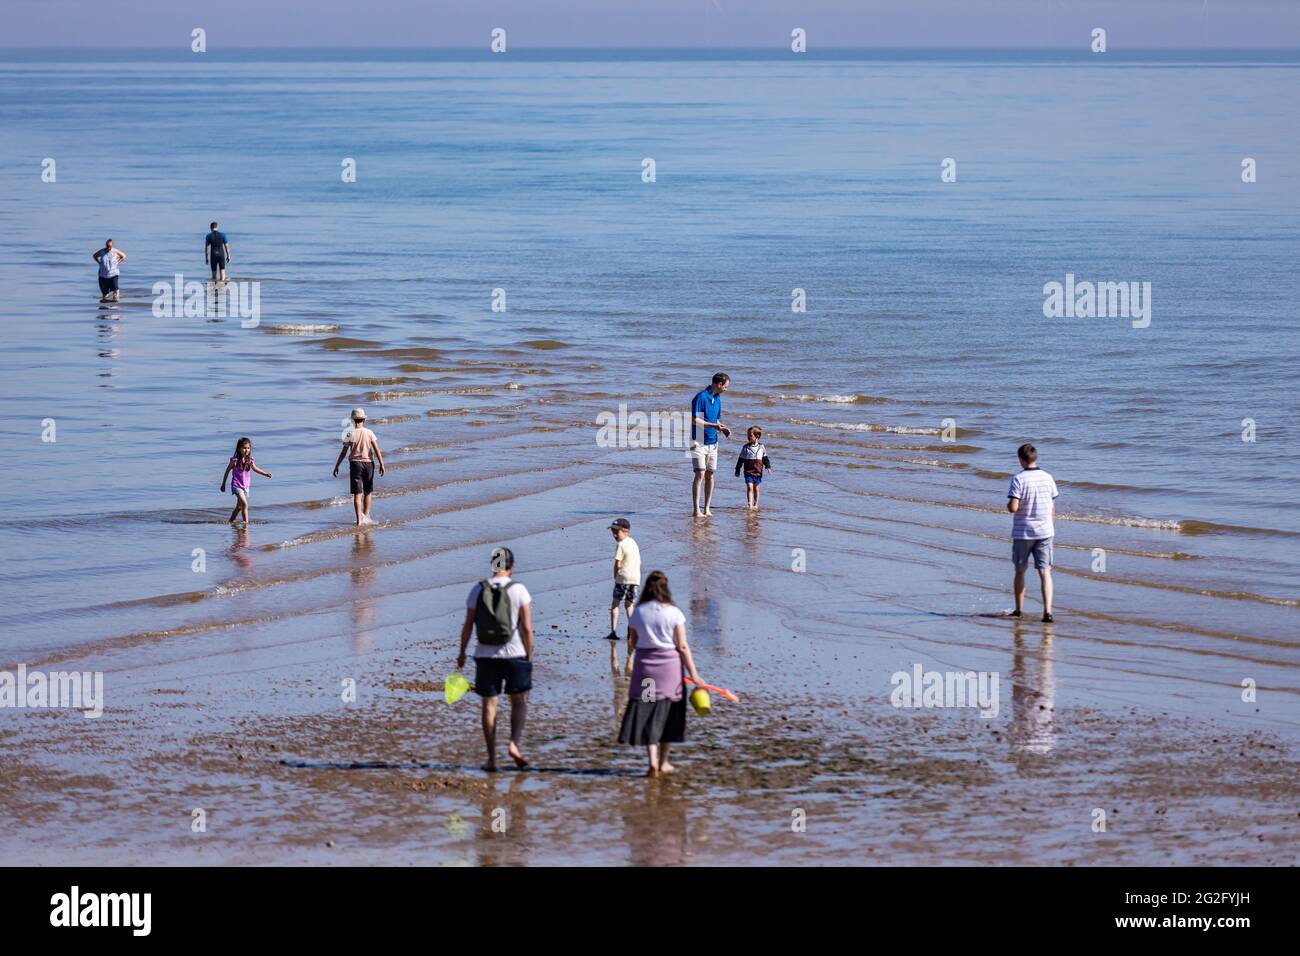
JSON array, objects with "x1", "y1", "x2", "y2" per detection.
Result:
[
  {"x1": 219, "y1": 436, "x2": 272, "y2": 526},
  {"x1": 618, "y1": 571, "x2": 706, "y2": 777}
]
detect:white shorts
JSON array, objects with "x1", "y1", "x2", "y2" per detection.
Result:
[{"x1": 691, "y1": 441, "x2": 719, "y2": 472}]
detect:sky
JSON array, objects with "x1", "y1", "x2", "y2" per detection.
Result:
[{"x1": 2, "y1": 0, "x2": 1297, "y2": 48}]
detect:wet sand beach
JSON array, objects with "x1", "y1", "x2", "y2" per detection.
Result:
[{"x1": 1, "y1": 402, "x2": 1297, "y2": 865}]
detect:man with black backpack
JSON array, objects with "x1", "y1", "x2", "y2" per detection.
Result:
[{"x1": 456, "y1": 547, "x2": 535, "y2": 772}]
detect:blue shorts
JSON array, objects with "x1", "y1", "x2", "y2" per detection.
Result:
[
  {"x1": 473, "y1": 657, "x2": 532, "y2": 698},
  {"x1": 612, "y1": 582, "x2": 639, "y2": 606},
  {"x1": 1012, "y1": 537, "x2": 1053, "y2": 571},
  {"x1": 231, "y1": 486, "x2": 249, "y2": 499},
  {"x1": 744, "y1": 474, "x2": 762, "y2": 485}
]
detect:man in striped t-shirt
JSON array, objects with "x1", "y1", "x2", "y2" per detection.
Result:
[{"x1": 1006, "y1": 443, "x2": 1059, "y2": 623}]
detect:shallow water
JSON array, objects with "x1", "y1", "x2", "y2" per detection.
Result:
[{"x1": 0, "y1": 49, "x2": 1297, "y2": 863}]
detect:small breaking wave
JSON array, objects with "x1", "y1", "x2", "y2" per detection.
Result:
[
  {"x1": 788, "y1": 418, "x2": 942, "y2": 436},
  {"x1": 1060, "y1": 513, "x2": 1183, "y2": 532},
  {"x1": 263, "y1": 323, "x2": 340, "y2": 335},
  {"x1": 776, "y1": 393, "x2": 889, "y2": 405}
]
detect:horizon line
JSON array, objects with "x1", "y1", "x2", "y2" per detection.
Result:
[{"x1": 2, "y1": 44, "x2": 1299, "y2": 52}]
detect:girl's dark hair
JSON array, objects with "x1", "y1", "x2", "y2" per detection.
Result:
[
  {"x1": 233, "y1": 437, "x2": 252, "y2": 465},
  {"x1": 637, "y1": 570, "x2": 675, "y2": 607}
]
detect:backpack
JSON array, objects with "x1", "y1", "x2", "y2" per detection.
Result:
[{"x1": 474, "y1": 579, "x2": 520, "y2": 645}]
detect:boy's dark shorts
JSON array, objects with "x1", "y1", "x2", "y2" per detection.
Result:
[
  {"x1": 474, "y1": 657, "x2": 533, "y2": 698},
  {"x1": 612, "y1": 582, "x2": 638, "y2": 606},
  {"x1": 98, "y1": 275, "x2": 119, "y2": 295},
  {"x1": 349, "y1": 460, "x2": 375, "y2": 494}
]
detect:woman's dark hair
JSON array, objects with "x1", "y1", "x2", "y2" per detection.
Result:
[{"x1": 637, "y1": 570, "x2": 675, "y2": 607}]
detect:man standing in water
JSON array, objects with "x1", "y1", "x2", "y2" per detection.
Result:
[
  {"x1": 1007, "y1": 443, "x2": 1059, "y2": 622},
  {"x1": 333, "y1": 407, "x2": 385, "y2": 526},
  {"x1": 91, "y1": 239, "x2": 125, "y2": 301},
  {"x1": 457, "y1": 547, "x2": 534, "y2": 773},
  {"x1": 204, "y1": 221, "x2": 230, "y2": 281},
  {"x1": 689, "y1": 372, "x2": 731, "y2": 517}
]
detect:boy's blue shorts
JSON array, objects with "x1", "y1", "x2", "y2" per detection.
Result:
[{"x1": 744, "y1": 474, "x2": 762, "y2": 485}]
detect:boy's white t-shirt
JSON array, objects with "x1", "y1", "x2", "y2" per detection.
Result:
[
  {"x1": 614, "y1": 536, "x2": 641, "y2": 584},
  {"x1": 629, "y1": 600, "x2": 685, "y2": 651},
  {"x1": 466, "y1": 577, "x2": 532, "y2": 659},
  {"x1": 1007, "y1": 467, "x2": 1059, "y2": 540}
]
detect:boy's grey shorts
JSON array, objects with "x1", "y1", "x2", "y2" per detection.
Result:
[{"x1": 1012, "y1": 537, "x2": 1053, "y2": 571}]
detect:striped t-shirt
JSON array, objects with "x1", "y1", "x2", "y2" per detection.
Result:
[{"x1": 1007, "y1": 467, "x2": 1058, "y2": 540}]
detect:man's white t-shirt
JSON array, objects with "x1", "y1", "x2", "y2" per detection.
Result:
[
  {"x1": 466, "y1": 577, "x2": 532, "y2": 659},
  {"x1": 97, "y1": 249, "x2": 123, "y2": 278},
  {"x1": 628, "y1": 600, "x2": 685, "y2": 651},
  {"x1": 1007, "y1": 467, "x2": 1059, "y2": 540}
]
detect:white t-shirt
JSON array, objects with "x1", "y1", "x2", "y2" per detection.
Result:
[
  {"x1": 97, "y1": 249, "x2": 123, "y2": 278},
  {"x1": 1008, "y1": 467, "x2": 1059, "y2": 540},
  {"x1": 614, "y1": 536, "x2": 641, "y2": 585},
  {"x1": 628, "y1": 600, "x2": 685, "y2": 651},
  {"x1": 466, "y1": 577, "x2": 532, "y2": 659}
]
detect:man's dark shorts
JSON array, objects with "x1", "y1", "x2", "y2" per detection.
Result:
[
  {"x1": 474, "y1": 657, "x2": 533, "y2": 698},
  {"x1": 97, "y1": 275, "x2": 119, "y2": 295},
  {"x1": 1012, "y1": 537, "x2": 1054, "y2": 571},
  {"x1": 349, "y1": 459, "x2": 375, "y2": 494},
  {"x1": 209, "y1": 254, "x2": 226, "y2": 275}
]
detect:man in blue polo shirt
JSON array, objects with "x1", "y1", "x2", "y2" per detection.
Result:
[
  {"x1": 689, "y1": 372, "x2": 731, "y2": 517},
  {"x1": 204, "y1": 221, "x2": 231, "y2": 281}
]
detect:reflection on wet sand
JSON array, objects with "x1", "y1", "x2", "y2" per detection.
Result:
[
  {"x1": 741, "y1": 507, "x2": 763, "y2": 548},
  {"x1": 351, "y1": 530, "x2": 377, "y2": 650},
  {"x1": 609, "y1": 643, "x2": 631, "y2": 727},
  {"x1": 473, "y1": 772, "x2": 530, "y2": 866},
  {"x1": 621, "y1": 783, "x2": 690, "y2": 867},
  {"x1": 1009, "y1": 622, "x2": 1056, "y2": 757}
]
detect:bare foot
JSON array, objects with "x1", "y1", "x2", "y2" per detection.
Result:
[
  {"x1": 481, "y1": 762, "x2": 498, "y2": 773},
  {"x1": 508, "y1": 743, "x2": 529, "y2": 768},
  {"x1": 658, "y1": 762, "x2": 676, "y2": 775},
  {"x1": 704, "y1": 509, "x2": 713, "y2": 517},
  {"x1": 691, "y1": 510, "x2": 702, "y2": 518},
  {"x1": 645, "y1": 767, "x2": 659, "y2": 778}
]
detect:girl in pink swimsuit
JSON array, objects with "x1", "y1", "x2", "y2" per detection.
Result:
[{"x1": 220, "y1": 437, "x2": 272, "y2": 526}]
